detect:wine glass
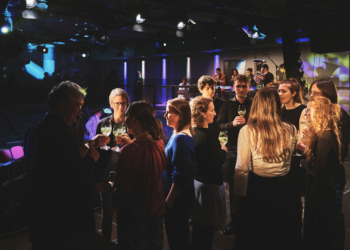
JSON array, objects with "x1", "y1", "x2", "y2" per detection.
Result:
[
  {"x1": 112, "y1": 122, "x2": 126, "y2": 152},
  {"x1": 218, "y1": 132, "x2": 228, "y2": 147},
  {"x1": 238, "y1": 105, "x2": 246, "y2": 117},
  {"x1": 100, "y1": 119, "x2": 112, "y2": 150},
  {"x1": 294, "y1": 131, "x2": 302, "y2": 156}
]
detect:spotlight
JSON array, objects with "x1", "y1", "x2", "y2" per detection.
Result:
[
  {"x1": 82, "y1": 53, "x2": 86, "y2": 57},
  {"x1": 91, "y1": 30, "x2": 109, "y2": 45},
  {"x1": 20, "y1": 0, "x2": 47, "y2": 19},
  {"x1": 0, "y1": 21, "x2": 11, "y2": 34},
  {"x1": 242, "y1": 25, "x2": 266, "y2": 40},
  {"x1": 22, "y1": 0, "x2": 37, "y2": 9},
  {"x1": 37, "y1": 45, "x2": 48, "y2": 53},
  {"x1": 174, "y1": 14, "x2": 188, "y2": 30},
  {"x1": 136, "y1": 14, "x2": 145, "y2": 24}
]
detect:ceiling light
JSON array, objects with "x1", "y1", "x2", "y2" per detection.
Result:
[
  {"x1": 177, "y1": 21, "x2": 185, "y2": 30},
  {"x1": 136, "y1": 14, "x2": 145, "y2": 24},
  {"x1": 0, "y1": 20, "x2": 11, "y2": 34},
  {"x1": 26, "y1": 0, "x2": 37, "y2": 9},
  {"x1": 37, "y1": 45, "x2": 48, "y2": 53}
]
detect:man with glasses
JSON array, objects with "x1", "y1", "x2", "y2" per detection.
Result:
[
  {"x1": 217, "y1": 74, "x2": 252, "y2": 235},
  {"x1": 93, "y1": 88, "x2": 131, "y2": 241}
]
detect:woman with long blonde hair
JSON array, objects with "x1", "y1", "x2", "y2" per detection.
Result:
[
  {"x1": 233, "y1": 87, "x2": 299, "y2": 250},
  {"x1": 301, "y1": 96, "x2": 345, "y2": 250}
]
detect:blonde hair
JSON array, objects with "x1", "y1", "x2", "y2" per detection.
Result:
[
  {"x1": 304, "y1": 96, "x2": 342, "y2": 163},
  {"x1": 109, "y1": 88, "x2": 130, "y2": 105},
  {"x1": 247, "y1": 88, "x2": 294, "y2": 163},
  {"x1": 190, "y1": 96, "x2": 213, "y2": 127},
  {"x1": 167, "y1": 97, "x2": 195, "y2": 136}
]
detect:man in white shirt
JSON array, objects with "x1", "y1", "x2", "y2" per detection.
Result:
[
  {"x1": 178, "y1": 77, "x2": 190, "y2": 101},
  {"x1": 85, "y1": 108, "x2": 103, "y2": 140}
]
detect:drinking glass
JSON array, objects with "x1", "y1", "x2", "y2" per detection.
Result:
[
  {"x1": 294, "y1": 130, "x2": 302, "y2": 156},
  {"x1": 100, "y1": 119, "x2": 112, "y2": 150},
  {"x1": 218, "y1": 132, "x2": 228, "y2": 147},
  {"x1": 238, "y1": 105, "x2": 246, "y2": 117},
  {"x1": 112, "y1": 122, "x2": 126, "y2": 152}
]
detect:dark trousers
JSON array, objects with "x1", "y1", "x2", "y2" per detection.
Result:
[
  {"x1": 117, "y1": 211, "x2": 164, "y2": 250},
  {"x1": 224, "y1": 151, "x2": 237, "y2": 219},
  {"x1": 164, "y1": 190, "x2": 194, "y2": 250},
  {"x1": 191, "y1": 222, "x2": 215, "y2": 250}
]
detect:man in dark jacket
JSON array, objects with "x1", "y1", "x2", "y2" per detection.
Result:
[{"x1": 26, "y1": 81, "x2": 109, "y2": 250}]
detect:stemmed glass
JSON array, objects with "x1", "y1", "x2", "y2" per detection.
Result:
[
  {"x1": 100, "y1": 119, "x2": 112, "y2": 150},
  {"x1": 294, "y1": 131, "x2": 303, "y2": 156},
  {"x1": 112, "y1": 121, "x2": 126, "y2": 152},
  {"x1": 238, "y1": 105, "x2": 246, "y2": 117},
  {"x1": 218, "y1": 132, "x2": 228, "y2": 147}
]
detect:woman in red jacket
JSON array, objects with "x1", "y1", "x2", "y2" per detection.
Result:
[{"x1": 114, "y1": 101, "x2": 166, "y2": 250}]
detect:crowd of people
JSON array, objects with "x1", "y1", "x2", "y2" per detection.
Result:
[{"x1": 24, "y1": 73, "x2": 350, "y2": 250}]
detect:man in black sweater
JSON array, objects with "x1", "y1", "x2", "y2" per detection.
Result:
[{"x1": 216, "y1": 74, "x2": 252, "y2": 235}]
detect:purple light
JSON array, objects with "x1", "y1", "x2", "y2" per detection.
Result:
[
  {"x1": 124, "y1": 62, "x2": 127, "y2": 91},
  {"x1": 162, "y1": 59, "x2": 166, "y2": 105},
  {"x1": 214, "y1": 55, "x2": 220, "y2": 75}
]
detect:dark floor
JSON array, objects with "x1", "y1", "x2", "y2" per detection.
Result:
[{"x1": 1, "y1": 169, "x2": 350, "y2": 250}]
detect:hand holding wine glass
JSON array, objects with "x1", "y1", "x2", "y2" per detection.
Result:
[
  {"x1": 238, "y1": 105, "x2": 246, "y2": 117},
  {"x1": 101, "y1": 119, "x2": 112, "y2": 150}
]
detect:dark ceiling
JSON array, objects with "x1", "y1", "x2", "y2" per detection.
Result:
[{"x1": 0, "y1": 0, "x2": 349, "y2": 57}]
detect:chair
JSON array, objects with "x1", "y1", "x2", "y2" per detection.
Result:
[
  {"x1": 11, "y1": 146, "x2": 24, "y2": 161},
  {"x1": 0, "y1": 149, "x2": 12, "y2": 166},
  {"x1": 5, "y1": 141, "x2": 24, "y2": 148}
]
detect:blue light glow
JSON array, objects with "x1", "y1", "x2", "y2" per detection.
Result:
[
  {"x1": 25, "y1": 45, "x2": 55, "y2": 79},
  {"x1": 275, "y1": 37, "x2": 310, "y2": 44},
  {"x1": 84, "y1": 35, "x2": 89, "y2": 37},
  {"x1": 75, "y1": 24, "x2": 78, "y2": 26},
  {"x1": 25, "y1": 61, "x2": 45, "y2": 79},
  {"x1": 53, "y1": 42, "x2": 65, "y2": 45},
  {"x1": 85, "y1": 28, "x2": 87, "y2": 30}
]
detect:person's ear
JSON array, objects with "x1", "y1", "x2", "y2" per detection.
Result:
[{"x1": 292, "y1": 92, "x2": 296, "y2": 98}]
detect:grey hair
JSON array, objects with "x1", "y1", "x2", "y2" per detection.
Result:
[
  {"x1": 109, "y1": 88, "x2": 130, "y2": 105},
  {"x1": 48, "y1": 81, "x2": 85, "y2": 111}
]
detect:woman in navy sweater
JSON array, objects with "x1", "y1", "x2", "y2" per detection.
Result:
[{"x1": 161, "y1": 97, "x2": 195, "y2": 250}]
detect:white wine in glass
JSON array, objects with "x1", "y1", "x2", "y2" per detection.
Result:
[
  {"x1": 101, "y1": 119, "x2": 112, "y2": 150},
  {"x1": 238, "y1": 105, "x2": 246, "y2": 117},
  {"x1": 218, "y1": 132, "x2": 228, "y2": 147}
]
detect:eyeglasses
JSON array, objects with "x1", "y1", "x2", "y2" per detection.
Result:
[
  {"x1": 112, "y1": 102, "x2": 127, "y2": 108},
  {"x1": 310, "y1": 91, "x2": 323, "y2": 96},
  {"x1": 235, "y1": 85, "x2": 248, "y2": 89}
]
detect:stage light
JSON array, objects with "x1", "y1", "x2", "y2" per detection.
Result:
[
  {"x1": 91, "y1": 30, "x2": 109, "y2": 45},
  {"x1": 25, "y1": 0, "x2": 37, "y2": 9},
  {"x1": 177, "y1": 21, "x2": 185, "y2": 30},
  {"x1": 242, "y1": 24, "x2": 266, "y2": 40},
  {"x1": 82, "y1": 53, "x2": 86, "y2": 57},
  {"x1": 37, "y1": 45, "x2": 48, "y2": 53},
  {"x1": 0, "y1": 20, "x2": 10, "y2": 34},
  {"x1": 136, "y1": 14, "x2": 145, "y2": 24}
]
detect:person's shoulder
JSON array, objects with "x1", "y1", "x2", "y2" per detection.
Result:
[
  {"x1": 341, "y1": 108, "x2": 350, "y2": 120},
  {"x1": 214, "y1": 97, "x2": 225, "y2": 104},
  {"x1": 173, "y1": 133, "x2": 194, "y2": 145},
  {"x1": 119, "y1": 141, "x2": 137, "y2": 155},
  {"x1": 98, "y1": 115, "x2": 112, "y2": 125}
]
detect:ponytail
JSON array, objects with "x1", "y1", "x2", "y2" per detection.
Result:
[
  {"x1": 127, "y1": 101, "x2": 165, "y2": 140},
  {"x1": 148, "y1": 117, "x2": 165, "y2": 140}
]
